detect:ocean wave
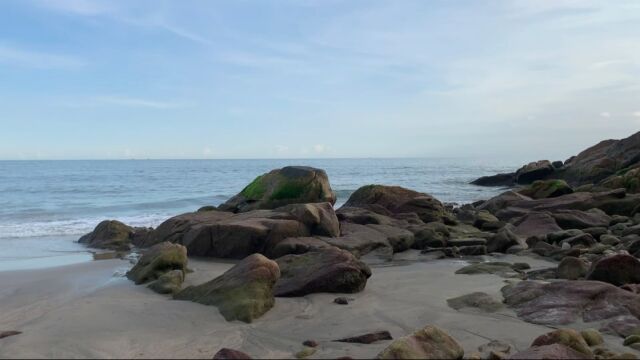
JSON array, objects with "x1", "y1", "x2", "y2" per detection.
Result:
[{"x1": 0, "y1": 213, "x2": 173, "y2": 239}]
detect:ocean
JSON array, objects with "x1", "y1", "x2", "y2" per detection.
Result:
[{"x1": 0, "y1": 158, "x2": 519, "y2": 270}]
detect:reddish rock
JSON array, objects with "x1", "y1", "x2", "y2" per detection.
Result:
[
  {"x1": 513, "y1": 212, "x2": 562, "y2": 239},
  {"x1": 213, "y1": 348, "x2": 252, "y2": 359},
  {"x1": 586, "y1": 254, "x2": 640, "y2": 286},
  {"x1": 509, "y1": 344, "x2": 592, "y2": 359}
]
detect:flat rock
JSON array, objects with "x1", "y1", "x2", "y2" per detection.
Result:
[
  {"x1": 174, "y1": 254, "x2": 280, "y2": 323},
  {"x1": 274, "y1": 248, "x2": 371, "y2": 297},
  {"x1": 513, "y1": 212, "x2": 562, "y2": 239},
  {"x1": 447, "y1": 292, "x2": 503, "y2": 312},
  {"x1": 334, "y1": 331, "x2": 393, "y2": 344},
  {"x1": 552, "y1": 209, "x2": 612, "y2": 229},
  {"x1": 456, "y1": 262, "x2": 525, "y2": 278},
  {"x1": 502, "y1": 280, "x2": 640, "y2": 326}
]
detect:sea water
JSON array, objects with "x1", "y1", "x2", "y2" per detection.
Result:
[{"x1": 0, "y1": 158, "x2": 519, "y2": 270}]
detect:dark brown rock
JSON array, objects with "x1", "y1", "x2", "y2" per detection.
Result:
[
  {"x1": 274, "y1": 248, "x2": 371, "y2": 297},
  {"x1": 213, "y1": 348, "x2": 252, "y2": 359},
  {"x1": 0, "y1": 331, "x2": 21, "y2": 339},
  {"x1": 470, "y1": 172, "x2": 515, "y2": 187},
  {"x1": 78, "y1": 220, "x2": 151, "y2": 251},
  {"x1": 513, "y1": 212, "x2": 562, "y2": 239},
  {"x1": 334, "y1": 330, "x2": 393, "y2": 344},
  {"x1": 552, "y1": 209, "x2": 612, "y2": 229},
  {"x1": 325, "y1": 222, "x2": 393, "y2": 260},
  {"x1": 515, "y1": 160, "x2": 555, "y2": 184},
  {"x1": 586, "y1": 254, "x2": 640, "y2": 286}
]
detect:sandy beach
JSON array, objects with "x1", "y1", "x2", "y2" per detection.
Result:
[{"x1": 0, "y1": 252, "x2": 633, "y2": 359}]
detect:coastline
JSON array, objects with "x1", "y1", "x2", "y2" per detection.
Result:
[{"x1": 5, "y1": 252, "x2": 628, "y2": 359}]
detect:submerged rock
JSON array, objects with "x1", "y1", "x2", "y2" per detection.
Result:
[
  {"x1": 376, "y1": 325, "x2": 464, "y2": 359},
  {"x1": 274, "y1": 248, "x2": 371, "y2": 297},
  {"x1": 174, "y1": 254, "x2": 280, "y2": 323},
  {"x1": 126, "y1": 242, "x2": 187, "y2": 285},
  {"x1": 218, "y1": 166, "x2": 336, "y2": 213}
]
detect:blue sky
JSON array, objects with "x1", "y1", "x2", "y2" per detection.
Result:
[{"x1": 1, "y1": 0, "x2": 639, "y2": 160}]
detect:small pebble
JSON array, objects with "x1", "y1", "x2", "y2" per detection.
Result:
[
  {"x1": 334, "y1": 297, "x2": 349, "y2": 305},
  {"x1": 302, "y1": 340, "x2": 318, "y2": 348}
]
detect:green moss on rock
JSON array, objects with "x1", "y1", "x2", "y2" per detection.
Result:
[{"x1": 240, "y1": 175, "x2": 267, "y2": 199}]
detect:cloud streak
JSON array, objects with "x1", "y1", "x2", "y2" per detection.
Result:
[{"x1": 0, "y1": 44, "x2": 85, "y2": 69}]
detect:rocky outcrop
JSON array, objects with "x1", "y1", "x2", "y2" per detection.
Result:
[
  {"x1": 342, "y1": 185, "x2": 451, "y2": 223},
  {"x1": 139, "y1": 203, "x2": 339, "y2": 259},
  {"x1": 519, "y1": 179, "x2": 574, "y2": 199},
  {"x1": 78, "y1": 220, "x2": 151, "y2": 251},
  {"x1": 218, "y1": 166, "x2": 336, "y2": 213},
  {"x1": 126, "y1": 242, "x2": 188, "y2": 286},
  {"x1": 274, "y1": 248, "x2": 371, "y2": 297},
  {"x1": 376, "y1": 325, "x2": 464, "y2": 359},
  {"x1": 502, "y1": 280, "x2": 640, "y2": 325},
  {"x1": 515, "y1": 160, "x2": 555, "y2": 184},
  {"x1": 586, "y1": 254, "x2": 640, "y2": 286},
  {"x1": 174, "y1": 254, "x2": 280, "y2": 323}
]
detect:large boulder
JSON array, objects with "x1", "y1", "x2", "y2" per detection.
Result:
[
  {"x1": 324, "y1": 222, "x2": 393, "y2": 260},
  {"x1": 126, "y1": 242, "x2": 188, "y2": 285},
  {"x1": 515, "y1": 160, "x2": 555, "y2": 184},
  {"x1": 470, "y1": 172, "x2": 515, "y2": 187},
  {"x1": 502, "y1": 280, "x2": 640, "y2": 325},
  {"x1": 263, "y1": 236, "x2": 333, "y2": 259},
  {"x1": 557, "y1": 257, "x2": 589, "y2": 280},
  {"x1": 78, "y1": 220, "x2": 151, "y2": 251},
  {"x1": 487, "y1": 224, "x2": 527, "y2": 253},
  {"x1": 519, "y1": 179, "x2": 574, "y2": 199},
  {"x1": 513, "y1": 212, "x2": 562, "y2": 239},
  {"x1": 342, "y1": 185, "x2": 450, "y2": 223},
  {"x1": 586, "y1": 254, "x2": 640, "y2": 286},
  {"x1": 218, "y1": 166, "x2": 336, "y2": 213},
  {"x1": 376, "y1": 325, "x2": 464, "y2": 359},
  {"x1": 174, "y1": 254, "x2": 280, "y2": 323},
  {"x1": 600, "y1": 167, "x2": 640, "y2": 194},
  {"x1": 551, "y1": 209, "x2": 612, "y2": 229},
  {"x1": 531, "y1": 329, "x2": 592, "y2": 356},
  {"x1": 139, "y1": 203, "x2": 339, "y2": 259},
  {"x1": 477, "y1": 191, "x2": 532, "y2": 214},
  {"x1": 274, "y1": 248, "x2": 371, "y2": 297}
]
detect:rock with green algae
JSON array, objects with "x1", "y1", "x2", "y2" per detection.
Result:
[
  {"x1": 174, "y1": 254, "x2": 280, "y2": 323},
  {"x1": 294, "y1": 347, "x2": 316, "y2": 359},
  {"x1": 126, "y1": 242, "x2": 188, "y2": 285},
  {"x1": 601, "y1": 167, "x2": 640, "y2": 194},
  {"x1": 580, "y1": 329, "x2": 603, "y2": 347},
  {"x1": 531, "y1": 329, "x2": 593, "y2": 356},
  {"x1": 78, "y1": 219, "x2": 151, "y2": 251},
  {"x1": 519, "y1": 179, "x2": 574, "y2": 199},
  {"x1": 446, "y1": 292, "x2": 503, "y2": 312},
  {"x1": 274, "y1": 247, "x2": 371, "y2": 297},
  {"x1": 375, "y1": 325, "x2": 464, "y2": 359},
  {"x1": 455, "y1": 262, "x2": 528, "y2": 278},
  {"x1": 147, "y1": 269, "x2": 184, "y2": 294},
  {"x1": 218, "y1": 166, "x2": 336, "y2": 213},
  {"x1": 624, "y1": 335, "x2": 640, "y2": 346}
]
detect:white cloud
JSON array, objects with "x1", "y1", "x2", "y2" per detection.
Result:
[
  {"x1": 633, "y1": 111, "x2": 640, "y2": 117},
  {"x1": 95, "y1": 96, "x2": 192, "y2": 109},
  {"x1": 600, "y1": 112, "x2": 611, "y2": 118},
  {"x1": 313, "y1": 144, "x2": 326, "y2": 153},
  {"x1": 0, "y1": 44, "x2": 85, "y2": 69},
  {"x1": 34, "y1": 0, "x2": 112, "y2": 16}
]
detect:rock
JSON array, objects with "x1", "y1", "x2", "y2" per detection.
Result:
[
  {"x1": 531, "y1": 329, "x2": 593, "y2": 356},
  {"x1": 294, "y1": 347, "x2": 316, "y2": 359},
  {"x1": 457, "y1": 245, "x2": 487, "y2": 256},
  {"x1": 336, "y1": 206, "x2": 396, "y2": 225},
  {"x1": 557, "y1": 257, "x2": 589, "y2": 280},
  {"x1": 601, "y1": 317, "x2": 640, "y2": 338},
  {"x1": 446, "y1": 292, "x2": 503, "y2": 312},
  {"x1": 455, "y1": 262, "x2": 524, "y2": 278},
  {"x1": 174, "y1": 254, "x2": 280, "y2": 323},
  {"x1": 325, "y1": 222, "x2": 393, "y2": 260},
  {"x1": 126, "y1": 242, "x2": 188, "y2": 285},
  {"x1": 366, "y1": 224, "x2": 415, "y2": 252},
  {"x1": 342, "y1": 185, "x2": 451, "y2": 223},
  {"x1": 552, "y1": 209, "x2": 612, "y2": 229},
  {"x1": 601, "y1": 235, "x2": 621, "y2": 246},
  {"x1": 141, "y1": 203, "x2": 339, "y2": 259},
  {"x1": 611, "y1": 215, "x2": 631, "y2": 225},
  {"x1": 470, "y1": 172, "x2": 515, "y2": 187},
  {"x1": 263, "y1": 236, "x2": 333, "y2": 258},
  {"x1": 601, "y1": 168, "x2": 640, "y2": 194},
  {"x1": 582, "y1": 227, "x2": 608, "y2": 239},
  {"x1": 515, "y1": 160, "x2": 555, "y2": 184},
  {"x1": 547, "y1": 229, "x2": 585, "y2": 243},
  {"x1": 376, "y1": 325, "x2": 464, "y2": 360},
  {"x1": 509, "y1": 344, "x2": 592, "y2": 359},
  {"x1": 624, "y1": 335, "x2": 640, "y2": 346},
  {"x1": 411, "y1": 222, "x2": 450, "y2": 249},
  {"x1": 526, "y1": 267, "x2": 558, "y2": 280},
  {"x1": 147, "y1": 269, "x2": 184, "y2": 294},
  {"x1": 218, "y1": 166, "x2": 336, "y2": 213},
  {"x1": 334, "y1": 331, "x2": 393, "y2": 344},
  {"x1": 502, "y1": 280, "x2": 640, "y2": 325},
  {"x1": 478, "y1": 340, "x2": 512, "y2": 358},
  {"x1": 447, "y1": 238, "x2": 486, "y2": 247},
  {"x1": 274, "y1": 248, "x2": 371, "y2": 297},
  {"x1": 580, "y1": 329, "x2": 603, "y2": 347},
  {"x1": 487, "y1": 224, "x2": 526, "y2": 253},
  {"x1": 334, "y1": 297, "x2": 350, "y2": 305},
  {"x1": 0, "y1": 331, "x2": 21, "y2": 339},
  {"x1": 560, "y1": 233, "x2": 596, "y2": 248},
  {"x1": 473, "y1": 210, "x2": 500, "y2": 228},
  {"x1": 302, "y1": 340, "x2": 318, "y2": 347},
  {"x1": 213, "y1": 348, "x2": 252, "y2": 359},
  {"x1": 78, "y1": 220, "x2": 151, "y2": 251},
  {"x1": 586, "y1": 254, "x2": 640, "y2": 286},
  {"x1": 513, "y1": 212, "x2": 562, "y2": 239},
  {"x1": 477, "y1": 191, "x2": 532, "y2": 214},
  {"x1": 519, "y1": 180, "x2": 574, "y2": 199}
]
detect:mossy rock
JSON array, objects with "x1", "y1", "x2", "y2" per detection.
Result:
[
  {"x1": 148, "y1": 269, "x2": 185, "y2": 294},
  {"x1": 580, "y1": 329, "x2": 603, "y2": 347},
  {"x1": 624, "y1": 335, "x2": 640, "y2": 346},
  {"x1": 518, "y1": 179, "x2": 574, "y2": 199},
  {"x1": 174, "y1": 254, "x2": 280, "y2": 323},
  {"x1": 600, "y1": 168, "x2": 640, "y2": 194},
  {"x1": 531, "y1": 329, "x2": 593, "y2": 356},
  {"x1": 376, "y1": 325, "x2": 464, "y2": 359},
  {"x1": 78, "y1": 220, "x2": 134, "y2": 251},
  {"x1": 126, "y1": 242, "x2": 188, "y2": 285},
  {"x1": 219, "y1": 167, "x2": 336, "y2": 213}
]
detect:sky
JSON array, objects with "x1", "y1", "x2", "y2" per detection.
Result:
[{"x1": 1, "y1": 0, "x2": 639, "y2": 161}]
